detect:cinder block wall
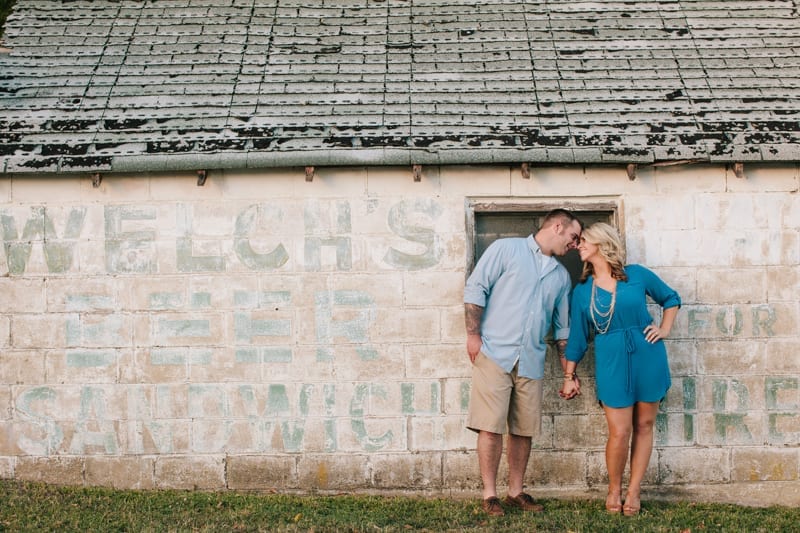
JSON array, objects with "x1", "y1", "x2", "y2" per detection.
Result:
[{"x1": 0, "y1": 164, "x2": 797, "y2": 507}]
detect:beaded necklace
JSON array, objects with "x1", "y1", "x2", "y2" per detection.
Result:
[{"x1": 590, "y1": 279, "x2": 616, "y2": 335}]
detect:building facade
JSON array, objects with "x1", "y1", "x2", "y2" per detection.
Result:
[{"x1": 0, "y1": 1, "x2": 798, "y2": 507}]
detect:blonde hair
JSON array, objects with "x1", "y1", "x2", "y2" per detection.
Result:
[{"x1": 579, "y1": 222, "x2": 627, "y2": 283}]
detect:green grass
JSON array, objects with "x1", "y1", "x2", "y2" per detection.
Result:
[{"x1": 1, "y1": 480, "x2": 797, "y2": 532}]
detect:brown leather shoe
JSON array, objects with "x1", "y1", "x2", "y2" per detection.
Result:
[
  {"x1": 504, "y1": 492, "x2": 544, "y2": 512},
  {"x1": 481, "y1": 496, "x2": 505, "y2": 516}
]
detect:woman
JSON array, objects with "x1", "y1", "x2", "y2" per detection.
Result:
[{"x1": 560, "y1": 223, "x2": 680, "y2": 516}]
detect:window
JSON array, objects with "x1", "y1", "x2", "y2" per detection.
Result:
[{"x1": 465, "y1": 199, "x2": 619, "y2": 286}]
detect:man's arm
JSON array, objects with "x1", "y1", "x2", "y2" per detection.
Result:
[
  {"x1": 551, "y1": 276, "x2": 571, "y2": 372},
  {"x1": 556, "y1": 339, "x2": 567, "y2": 369},
  {"x1": 465, "y1": 303, "x2": 484, "y2": 363}
]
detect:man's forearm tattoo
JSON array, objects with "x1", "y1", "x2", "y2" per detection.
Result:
[
  {"x1": 556, "y1": 339, "x2": 567, "y2": 357},
  {"x1": 464, "y1": 303, "x2": 483, "y2": 336}
]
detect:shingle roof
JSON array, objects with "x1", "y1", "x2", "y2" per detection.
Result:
[{"x1": 2, "y1": 0, "x2": 799, "y2": 174}]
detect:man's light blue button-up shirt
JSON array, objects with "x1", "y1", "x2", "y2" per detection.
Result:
[{"x1": 464, "y1": 235, "x2": 571, "y2": 379}]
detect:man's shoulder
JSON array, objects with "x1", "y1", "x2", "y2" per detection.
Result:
[
  {"x1": 495, "y1": 236, "x2": 529, "y2": 245},
  {"x1": 486, "y1": 236, "x2": 530, "y2": 253}
]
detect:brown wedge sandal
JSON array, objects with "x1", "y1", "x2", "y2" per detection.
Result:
[
  {"x1": 622, "y1": 493, "x2": 640, "y2": 516},
  {"x1": 605, "y1": 492, "x2": 622, "y2": 514}
]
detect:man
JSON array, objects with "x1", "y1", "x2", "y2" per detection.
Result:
[{"x1": 464, "y1": 208, "x2": 582, "y2": 516}]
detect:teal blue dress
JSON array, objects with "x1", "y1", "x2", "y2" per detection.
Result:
[{"x1": 565, "y1": 264, "x2": 681, "y2": 408}]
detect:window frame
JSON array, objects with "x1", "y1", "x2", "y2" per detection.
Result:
[{"x1": 464, "y1": 197, "x2": 622, "y2": 278}]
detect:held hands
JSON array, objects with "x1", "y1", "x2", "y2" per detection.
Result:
[
  {"x1": 558, "y1": 376, "x2": 581, "y2": 400},
  {"x1": 557, "y1": 345, "x2": 580, "y2": 400},
  {"x1": 466, "y1": 333, "x2": 482, "y2": 363},
  {"x1": 559, "y1": 374, "x2": 581, "y2": 400}
]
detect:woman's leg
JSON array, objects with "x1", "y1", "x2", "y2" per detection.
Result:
[
  {"x1": 624, "y1": 401, "x2": 660, "y2": 515},
  {"x1": 602, "y1": 404, "x2": 633, "y2": 512}
]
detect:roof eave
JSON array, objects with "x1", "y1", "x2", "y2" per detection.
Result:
[{"x1": 3, "y1": 146, "x2": 799, "y2": 176}]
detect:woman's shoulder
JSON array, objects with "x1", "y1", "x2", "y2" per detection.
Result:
[
  {"x1": 624, "y1": 264, "x2": 650, "y2": 276},
  {"x1": 624, "y1": 264, "x2": 665, "y2": 283},
  {"x1": 572, "y1": 277, "x2": 593, "y2": 295}
]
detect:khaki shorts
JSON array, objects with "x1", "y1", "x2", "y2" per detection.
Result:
[{"x1": 467, "y1": 352, "x2": 543, "y2": 437}]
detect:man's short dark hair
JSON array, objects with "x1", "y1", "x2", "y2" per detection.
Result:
[{"x1": 542, "y1": 209, "x2": 583, "y2": 230}]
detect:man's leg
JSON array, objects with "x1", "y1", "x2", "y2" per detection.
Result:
[
  {"x1": 506, "y1": 433, "x2": 532, "y2": 497},
  {"x1": 477, "y1": 430, "x2": 503, "y2": 499},
  {"x1": 502, "y1": 370, "x2": 543, "y2": 511},
  {"x1": 503, "y1": 432, "x2": 543, "y2": 512},
  {"x1": 467, "y1": 352, "x2": 513, "y2": 515}
]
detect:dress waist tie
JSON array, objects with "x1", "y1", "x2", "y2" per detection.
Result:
[{"x1": 623, "y1": 328, "x2": 636, "y2": 394}]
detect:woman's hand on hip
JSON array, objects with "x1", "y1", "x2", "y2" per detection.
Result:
[{"x1": 644, "y1": 323, "x2": 668, "y2": 343}]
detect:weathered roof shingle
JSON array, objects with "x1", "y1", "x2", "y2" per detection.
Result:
[{"x1": 1, "y1": 0, "x2": 799, "y2": 174}]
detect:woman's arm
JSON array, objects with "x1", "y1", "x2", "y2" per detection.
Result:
[
  {"x1": 644, "y1": 305, "x2": 678, "y2": 344},
  {"x1": 559, "y1": 358, "x2": 581, "y2": 399}
]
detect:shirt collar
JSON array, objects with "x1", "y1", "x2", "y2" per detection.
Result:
[{"x1": 529, "y1": 234, "x2": 546, "y2": 256}]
